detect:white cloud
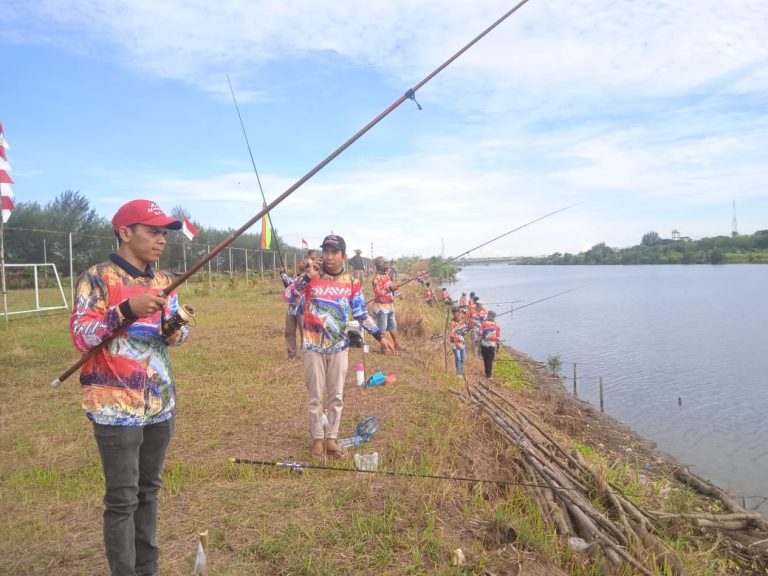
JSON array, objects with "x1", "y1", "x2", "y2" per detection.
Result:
[{"x1": 6, "y1": 0, "x2": 767, "y2": 256}]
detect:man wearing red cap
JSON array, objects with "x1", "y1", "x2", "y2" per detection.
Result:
[{"x1": 70, "y1": 199, "x2": 189, "y2": 576}]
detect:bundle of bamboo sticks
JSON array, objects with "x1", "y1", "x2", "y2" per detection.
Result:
[{"x1": 453, "y1": 379, "x2": 685, "y2": 575}]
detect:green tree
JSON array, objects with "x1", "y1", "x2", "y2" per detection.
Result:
[{"x1": 641, "y1": 231, "x2": 660, "y2": 246}]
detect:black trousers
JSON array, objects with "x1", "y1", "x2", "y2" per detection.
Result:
[{"x1": 480, "y1": 345, "x2": 496, "y2": 377}]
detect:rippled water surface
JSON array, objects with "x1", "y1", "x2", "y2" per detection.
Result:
[{"x1": 453, "y1": 264, "x2": 768, "y2": 512}]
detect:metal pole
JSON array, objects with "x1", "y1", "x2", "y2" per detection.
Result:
[
  {"x1": 33, "y1": 265, "x2": 40, "y2": 310},
  {"x1": 68, "y1": 232, "x2": 75, "y2": 306},
  {"x1": 245, "y1": 248, "x2": 249, "y2": 284},
  {"x1": 228, "y1": 247, "x2": 233, "y2": 277},
  {"x1": 1, "y1": 220, "x2": 8, "y2": 326},
  {"x1": 182, "y1": 238, "x2": 188, "y2": 288},
  {"x1": 207, "y1": 245, "x2": 212, "y2": 285},
  {"x1": 599, "y1": 377, "x2": 604, "y2": 413},
  {"x1": 573, "y1": 363, "x2": 577, "y2": 396}
]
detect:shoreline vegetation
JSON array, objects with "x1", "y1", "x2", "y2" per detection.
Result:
[
  {"x1": 516, "y1": 230, "x2": 768, "y2": 265},
  {"x1": 2, "y1": 278, "x2": 767, "y2": 574}
]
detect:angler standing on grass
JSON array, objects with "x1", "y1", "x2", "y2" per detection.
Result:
[
  {"x1": 449, "y1": 305, "x2": 469, "y2": 376},
  {"x1": 371, "y1": 256, "x2": 405, "y2": 353},
  {"x1": 349, "y1": 248, "x2": 366, "y2": 281},
  {"x1": 69, "y1": 199, "x2": 189, "y2": 576},
  {"x1": 279, "y1": 260, "x2": 309, "y2": 360},
  {"x1": 479, "y1": 310, "x2": 501, "y2": 378},
  {"x1": 294, "y1": 234, "x2": 394, "y2": 458}
]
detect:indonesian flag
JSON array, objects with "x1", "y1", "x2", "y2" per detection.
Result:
[
  {"x1": 260, "y1": 203, "x2": 272, "y2": 250},
  {"x1": 1, "y1": 182, "x2": 14, "y2": 224},
  {"x1": 182, "y1": 215, "x2": 199, "y2": 240},
  {"x1": 0, "y1": 124, "x2": 13, "y2": 223},
  {"x1": 301, "y1": 238, "x2": 309, "y2": 250}
]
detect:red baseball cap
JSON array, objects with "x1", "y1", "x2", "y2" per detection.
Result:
[{"x1": 111, "y1": 199, "x2": 182, "y2": 232}]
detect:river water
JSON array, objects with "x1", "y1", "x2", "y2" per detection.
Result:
[{"x1": 452, "y1": 264, "x2": 768, "y2": 513}]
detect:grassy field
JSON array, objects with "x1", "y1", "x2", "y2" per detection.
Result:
[{"x1": 0, "y1": 278, "x2": 758, "y2": 575}]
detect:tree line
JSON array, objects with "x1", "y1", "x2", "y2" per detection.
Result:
[
  {"x1": 1, "y1": 190, "x2": 295, "y2": 279},
  {"x1": 519, "y1": 230, "x2": 768, "y2": 265}
]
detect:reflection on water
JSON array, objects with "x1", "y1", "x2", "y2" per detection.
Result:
[{"x1": 453, "y1": 264, "x2": 768, "y2": 513}]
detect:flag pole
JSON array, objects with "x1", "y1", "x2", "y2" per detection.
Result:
[
  {"x1": 182, "y1": 234, "x2": 188, "y2": 288},
  {"x1": 1, "y1": 218, "x2": 8, "y2": 327}
]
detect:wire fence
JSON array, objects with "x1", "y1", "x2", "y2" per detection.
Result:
[{"x1": 1, "y1": 226, "x2": 376, "y2": 318}]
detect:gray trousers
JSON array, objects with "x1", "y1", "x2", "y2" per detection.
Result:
[{"x1": 93, "y1": 417, "x2": 175, "y2": 576}]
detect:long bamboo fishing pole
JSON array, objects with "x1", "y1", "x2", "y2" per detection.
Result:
[
  {"x1": 367, "y1": 202, "x2": 581, "y2": 304},
  {"x1": 226, "y1": 74, "x2": 285, "y2": 269},
  {"x1": 50, "y1": 0, "x2": 534, "y2": 388}
]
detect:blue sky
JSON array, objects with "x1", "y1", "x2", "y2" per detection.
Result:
[{"x1": 3, "y1": 0, "x2": 767, "y2": 258}]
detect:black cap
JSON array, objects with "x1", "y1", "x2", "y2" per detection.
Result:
[{"x1": 321, "y1": 234, "x2": 346, "y2": 253}]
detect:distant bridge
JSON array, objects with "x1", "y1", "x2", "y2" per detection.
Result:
[{"x1": 457, "y1": 256, "x2": 526, "y2": 266}]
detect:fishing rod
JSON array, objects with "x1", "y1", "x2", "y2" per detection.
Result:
[
  {"x1": 226, "y1": 74, "x2": 285, "y2": 270},
  {"x1": 230, "y1": 457, "x2": 589, "y2": 492},
  {"x1": 50, "y1": 0, "x2": 533, "y2": 388},
  {"x1": 495, "y1": 286, "x2": 584, "y2": 318},
  {"x1": 367, "y1": 202, "x2": 580, "y2": 304}
]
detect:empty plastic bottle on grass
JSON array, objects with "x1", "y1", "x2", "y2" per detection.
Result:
[
  {"x1": 355, "y1": 363, "x2": 365, "y2": 387},
  {"x1": 338, "y1": 416, "x2": 378, "y2": 449}
]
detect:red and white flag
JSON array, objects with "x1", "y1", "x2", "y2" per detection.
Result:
[
  {"x1": 0, "y1": 124, "x2": 13, "y2": 224},
  {"x1": 182, "y1": 215, "x2": 199, "y2": 241},
  {"x1": 1, "y1": 182, "x2": 14, "y2": 224},
  {"x1": 301, "y1": 238, "x2": 309, "y2": 250}
]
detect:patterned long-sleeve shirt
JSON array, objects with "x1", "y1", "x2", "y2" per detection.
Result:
[
  {"x1": 479, "y1": 320, "x2": 501, "y2": 348},
  {"x1": 449, "y1": 319, "x2": 469, "y2": 350},
  {"x1": 294, "y1": 269, "x2": 381, "y2": 353},
  {"x1": 281, "y1": 272, "x2": 305, "y2": 316},
  {"x1": 371, "y1": 273, "x2": 395, "y2": 313},
  {"x1": 70, "y1": 254, "x2": 188, "y2": 426}
]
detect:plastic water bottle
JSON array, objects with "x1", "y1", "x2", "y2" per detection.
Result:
[{"x1": 355, "y1": 363, "x2": 365, "y2": 387}]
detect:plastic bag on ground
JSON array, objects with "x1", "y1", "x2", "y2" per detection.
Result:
[{"x1": 354, "y1": 452, "x2": 378, "y2": 471}]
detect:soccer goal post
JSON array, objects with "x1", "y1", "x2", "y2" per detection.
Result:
[{"x1": 0, "y1": 263, "x2": 69, "y2": 318}]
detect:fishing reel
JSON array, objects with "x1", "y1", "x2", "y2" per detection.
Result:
[{"x1": 161, "y1": 303, "x2": 196, "y2": 337}]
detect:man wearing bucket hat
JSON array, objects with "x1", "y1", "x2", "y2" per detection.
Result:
[
  {"x1": 294, "y1": 234, "x2": 394, "y2": 458},
  {"x1": 349, "y1": 248, "x2": 366, "y2": 281},
  {"x1": 69, "y1": 199, "x2": 190, "y2": 576}
]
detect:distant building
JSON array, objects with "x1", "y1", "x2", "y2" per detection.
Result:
[{"x1": 671, "y1": 229, "x2": 691, "y2": 242}]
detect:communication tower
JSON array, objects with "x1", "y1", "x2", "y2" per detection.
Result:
[{"x1": 732, "y1": 200, "x2": 738, "y2": 237}]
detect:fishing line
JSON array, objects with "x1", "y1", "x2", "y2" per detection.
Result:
[
  {"x1": 367, "y1": 202, "x2": 581, "y2": 305},
  {"x1": 226, "y1": 74, "x2": 285, "y2": 270},
  {"x1": 51, "y1": 1, "x2": 535, "y2": 387},
  {"x1": 495, "y1": 286, "x2": 584, "y2": 318}
]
